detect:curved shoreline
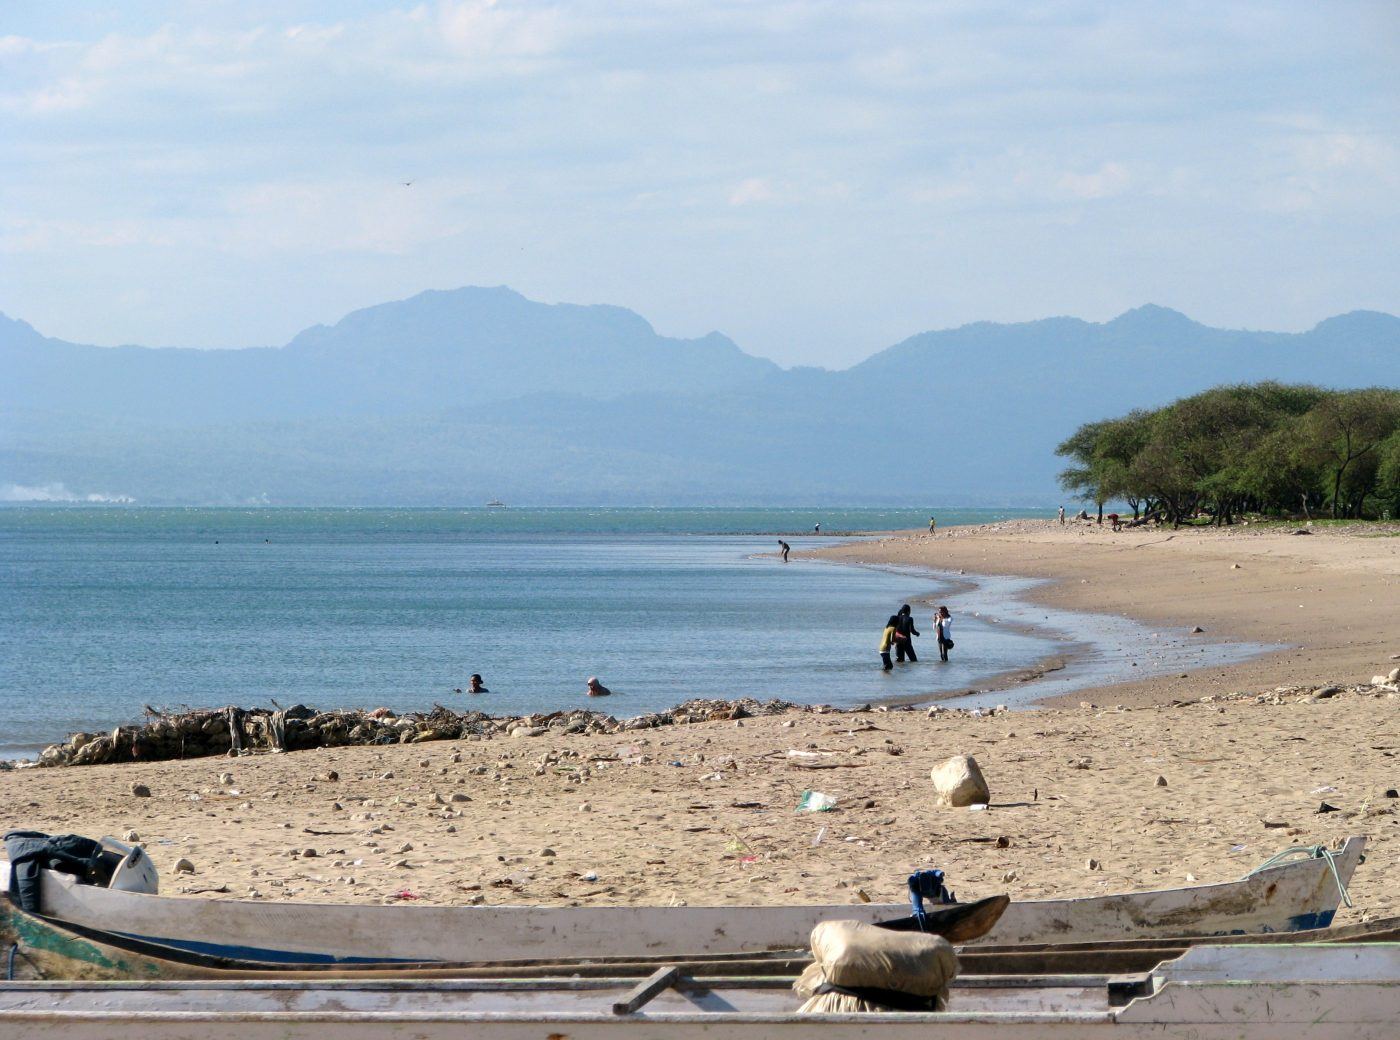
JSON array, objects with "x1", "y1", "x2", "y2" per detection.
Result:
[
  {"x1": 820, "y1": 558, "x2": 1276, "y2": 709},
  {"x1": 807, "y1": 518, "x2": 1399, "y2": 707}
]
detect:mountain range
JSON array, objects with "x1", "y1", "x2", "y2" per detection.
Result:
[{"x1": 3, "y1": 287, "x2": 1398, "y2": 504}]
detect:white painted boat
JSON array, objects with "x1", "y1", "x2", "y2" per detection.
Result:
[
  {"x1": 0, "y1": 943, "x2": 1396, "y2": 1038},
  {"x1": 0, "y1": 837, "x2": 1365, "y2": 964}
]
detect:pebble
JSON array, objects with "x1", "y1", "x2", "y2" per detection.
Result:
[
  {"x1": 1155, "y1": 775, "x2": 1168, "y2": 787},
  {"x1": 130, "y1": 783, "x2": 152, "y2": 798},
  {"x1": 1085, "y1": 858, "x2": 1101, "y2": 871},
  {"x1": 381, "y1": 771, "x2": 394, "y2": 780},
  {"x1": 449, "y1": 792, "x2": 471, "y2": 803},
  {"x1": 172, "y1": 858, "x2": 195, "y2": 874},
  {"x1": 122, "y1": 830, "x2": 139, "y2": 842},
  {"x1": 539, "y1": 848, "x2": 556, "y2": 857},
  {"x1": 218, "y1": 772, "x2": 234, "y2": 785},
  {"x1": 396, "y1": 843, "x2": 413, "y2": 854},
  {"x1": 303, "y1": 848, "x2": 319, "y2": 858}
]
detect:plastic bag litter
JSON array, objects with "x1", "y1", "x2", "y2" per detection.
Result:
[
  {"x1": 794, "y1": 919, "x2": 957, "y2": 1014},
  {"x1": 795, "y1": 790, "x2": 838, "y2": 812}
]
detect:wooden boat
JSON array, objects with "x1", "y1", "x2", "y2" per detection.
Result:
[
  {"x1": 3, "y1": 880, "x2": 1398, "y2": 984},
  {"x1": 0, "y1": 837, "x2": 1365, "y2": 965},
  {"x1": 1, "y1": 943, "x2": 1397, "y2": 1038}
]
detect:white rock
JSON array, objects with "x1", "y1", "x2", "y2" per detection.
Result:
[
  {"x1": 172, "y1": 858, "x2": 195, "y2": 874},
  {"x1": 929, "y1": 755, "x2": 990, "y2": 807}
]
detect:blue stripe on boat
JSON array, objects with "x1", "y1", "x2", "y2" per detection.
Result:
[{"x1": 112, "y1": 932, "x2": 426, "y2": 964}]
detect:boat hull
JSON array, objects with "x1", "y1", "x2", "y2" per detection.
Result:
[
  {"x1": 0, "y1": 945, "x2": 1397, "y2": 1039},
  {"x1": 2, "y1": 837, "x2": 1364, "y2": 964}
]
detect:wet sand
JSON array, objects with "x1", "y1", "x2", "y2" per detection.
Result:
[{"x1": 812, "y1": 518, "x2": 1399, "y2": 707}]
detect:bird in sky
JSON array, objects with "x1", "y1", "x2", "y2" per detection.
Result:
[{"x1": 402, "y1": 180, "x2": 414, "y2": 187}]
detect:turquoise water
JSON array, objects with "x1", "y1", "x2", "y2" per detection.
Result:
[{"x1": 0, "y1": 507, "x2": 1053, "y2": 755}]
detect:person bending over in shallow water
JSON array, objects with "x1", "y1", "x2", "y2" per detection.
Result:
[
  {"x1": 934, "y1": 606, "x2": 954, "y2": 662},
  {"x1": 468, "y1": 673, "x2": 488, "y2": 694},
  {"x1": 878, "y1": 615, "x2": 898, "y2": 671},
  {"x1": 586, "y1": 676, "x2": 612, "y2": 696},
  {"x1": 778, "y1": 539, "x2": 790, "y2": 562},
  {"x1": 893, "y1": 603, "x2": 919, "y2": 662}
]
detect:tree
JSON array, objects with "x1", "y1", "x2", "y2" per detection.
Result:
[{"x1": 1302, "y1": 390, "x2": 1400, "y2": 518}]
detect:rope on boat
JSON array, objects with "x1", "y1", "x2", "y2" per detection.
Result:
[
  {"x1": 5, "y1": 943, "x2": 16, "y2": 981},
  {"x1": 1244, "y1": 845, "x2": 1353, "y2": 909}
]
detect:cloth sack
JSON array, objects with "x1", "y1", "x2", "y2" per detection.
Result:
[{"x1": 794, "y1": 919, "x2": 958, "y2": 1013}]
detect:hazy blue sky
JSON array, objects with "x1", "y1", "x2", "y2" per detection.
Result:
[{"x1": 3, "y1": 1, "x2": 1398, "y2": 367}]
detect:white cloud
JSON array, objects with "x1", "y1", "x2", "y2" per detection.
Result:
[
  {"x1": 1057, "y1": 162, "x2": 1131, "y2": 200},
  {"x1": 728, "y1": 178, "x2": 775, "y2": 206}
]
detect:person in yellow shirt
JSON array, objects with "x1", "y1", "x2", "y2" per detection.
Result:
[{"x1": 878, "y1": 614, "x2": 898, "y2": 671}]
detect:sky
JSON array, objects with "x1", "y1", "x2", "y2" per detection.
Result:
[{"x1": 2, "y1": 1, "x2": 1398, "y2": 369}]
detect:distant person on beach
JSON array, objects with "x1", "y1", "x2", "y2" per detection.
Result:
[
  {"x1": 893, "y1": 603, "x2": 920, "y2": 662},
  {"x1": 1108, "y1": 512, "x2": 1121, "y2": 531},
  {"x1": 813, "y1": 522, "x2": 821, "y2": 534},
  {"x1": 1058, "y1": 505, "x2": 1065, "y2": 525},
  {"x1": 928, "y1": 516, "x2": 936, "y2": 533},
  {"x1": 468, "y1": 674, "x2": 487, "y2": 694},
  {"x1": 935, "y1": 606, "x2": 954, "y2": 662},
  {"x1": 778, "y1": 539, "x2": 790, "y2": 562},
  {"x1": 878, "y1": 615, "x2": 898, "y2": 671},
  {"x1": 586, "y1": 676, "x2": 612, "y2": 697}
]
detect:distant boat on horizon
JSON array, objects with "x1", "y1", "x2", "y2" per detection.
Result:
[{"x1": 485, "y1": 499, "x2": 507, "y2": 508}]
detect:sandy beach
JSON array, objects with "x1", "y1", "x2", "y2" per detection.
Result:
[{"x1": 4, "y1": 520, "x2": 1398, "y2": 931}]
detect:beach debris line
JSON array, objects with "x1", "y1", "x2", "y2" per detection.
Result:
[{"x1": 33, "y1": 698, "x2": 804, "y2": 768}]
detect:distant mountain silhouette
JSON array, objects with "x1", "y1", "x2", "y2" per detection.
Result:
[{"x1": 2, "y1": 288, "x2": 1397, "y2": 504}]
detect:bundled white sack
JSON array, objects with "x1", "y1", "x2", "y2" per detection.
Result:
[{"x1": 794, "y1": 919, "x2": 958, "y2": 1014}]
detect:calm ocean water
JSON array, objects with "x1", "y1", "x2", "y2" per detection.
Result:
[{"x1": 0, "y1": 507, "x2": 1053, "y2": 756}]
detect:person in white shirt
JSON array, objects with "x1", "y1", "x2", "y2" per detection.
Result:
[{"x1": 934, "y1": 605, "x2": 954, "y2": 662}]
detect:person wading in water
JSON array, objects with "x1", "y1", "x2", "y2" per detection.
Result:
[
  {"x1": 893, "y1": 603, "x2": 920, "y2": 663},
  {"x1": 934, "y1": 606, "x2": 954, "y2": 662},
  {"x1": 878, "y1": 615, "x2": 899, "y2": 671}
]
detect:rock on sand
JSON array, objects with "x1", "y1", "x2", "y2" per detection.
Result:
[{"x1": 929, "y1": 755, "x2": 990, "y2": 807}]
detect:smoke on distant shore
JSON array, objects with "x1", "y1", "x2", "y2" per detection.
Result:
[{"x1": 0, "y1": 482, "x2": 135, "y2": 503}]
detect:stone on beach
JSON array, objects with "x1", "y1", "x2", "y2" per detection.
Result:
[
  {"x1": 130, "y1": 783, "x2": 151, "y2": 798},
  {"x1": 172, "y1": 857, "x2": 195, "y2": 873},
  {"x1": 929, "y1": 755, "x2": 990, "y2": 807}
]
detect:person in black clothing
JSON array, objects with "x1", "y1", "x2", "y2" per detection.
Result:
[
  {"x1": 893, "y1": 603, "x2": 919, "y2": 662},
  {"x1": 778, "y1": 539, "x2": 790, "y2": 562}
]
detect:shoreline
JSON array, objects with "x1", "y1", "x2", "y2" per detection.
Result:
[
  {"x1": 809, "y1": 518, "x2": 1400, "y2": 707},
  {"x1": 5, "y1": 522, "x2": 1347, "y2": 758}
]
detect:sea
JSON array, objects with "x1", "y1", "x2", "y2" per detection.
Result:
[{"x1": 0, "y1": 506, "x2": 1262, "y2": 758}]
